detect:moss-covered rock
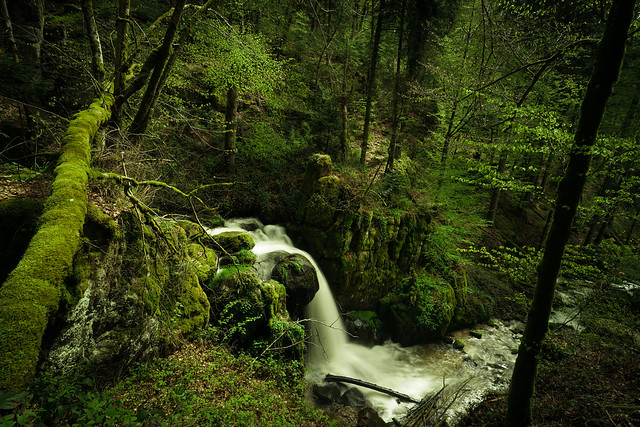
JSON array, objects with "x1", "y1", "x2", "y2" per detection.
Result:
[
  {"x1": 206, "y1": 266, "x2": 265, "y2": 345},
  {"x1": 272, "y1": 254, "x2": 319, "y2": 319},
  {"x1": 260, "y1": 279, "x2": 287, "y2": 321},
  {"x1": 380, "y1": 273, "x2": 457, "y2": 346},
  {"x1": 45, "y1": 212, "x2": 212, "y2": 383},
  {"x1": 188, "y1": 243, "x2": 218, "y2": 282},
  {"x1": 213, "y1": 231, "x2": 256, "y2": 254}
]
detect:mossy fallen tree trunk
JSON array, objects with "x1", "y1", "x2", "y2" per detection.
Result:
[{"x1": 0, "y1": 91, "x2": 114, "y2": 392}]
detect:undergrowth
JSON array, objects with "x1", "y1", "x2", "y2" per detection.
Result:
[{"x1": 0, "y1": 342, "x2": 330, "y2": 427}]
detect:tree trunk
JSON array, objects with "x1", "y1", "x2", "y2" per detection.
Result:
[
  {"x1": 385, "y1": 0, "x2": 406, "y2": 173},
  {"x1": 129, "y1": 0, "x2": 186, "y2": 136},
  {"x1": 12, "y1": 0, "x2": 43, "y2": 70},
  {"x1": 81, "y1": 0, "x2": 105, "y2": 84},
  {"x1": 0, "y1": 0, "x2": 19, "y2": 62},
  {"x1": 486, "y1": 149, "x2": 507, "y2": 223},
  {"x1": 505, "y1": 1, "x2": 635, "y2": 425},
  {"x1": 360, "y1": 0, "x2": 385, "y2": 165},
  {"x1": 225, "y1": 85, "x2": 239, "y2": 174},
  {"x1": 325, "y1": 374, "x2": 420, "y2": 403},
  {"x1": 339, "y1": 38, "x2": 349, "y2": 163},
  {"x1": 0, "y1": 90, "x2": 115, "y2": 392},
  {"x1": 113, "y1": 0, "x2": 131, "y2": 124}
]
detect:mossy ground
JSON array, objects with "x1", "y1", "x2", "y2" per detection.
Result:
[{"x1": 1, "y1": 341, "x2": 330, "y2": 426}]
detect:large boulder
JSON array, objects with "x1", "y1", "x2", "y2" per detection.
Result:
[
  {"x1": 45, "y1": 214, "x2": 211, "y2": 381},
  {"x1": 272, "y1": 254, "x2": 319, "y2": 318}
]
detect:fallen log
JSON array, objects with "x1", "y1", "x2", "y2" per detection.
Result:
[{"x1": 324, "y1": 374, "x2": 420, "y2": 403}]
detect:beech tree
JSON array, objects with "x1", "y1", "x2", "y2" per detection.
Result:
[{"x1": 505, "y1": 0, "x2": 636, "y2": 424}]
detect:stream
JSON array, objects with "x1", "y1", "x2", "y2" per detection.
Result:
[{"x1": 209, "y1": 219, "x2": 523, "y2": 424}]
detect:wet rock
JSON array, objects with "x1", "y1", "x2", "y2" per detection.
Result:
[
  {"x1": 341, "y1": 387, "x2": 368, "y2": 408},
  {"x1": 357, "y1": 407, "x2": 386, "y2": 426},
  {"x1": 332, "y1": 406, "x2": 359, "y2": 426},
  {"x1": 470, "y1": 330, "x2": 483, "y2": 339},
  {"x1": 442, "y1": 336, "x2": 454, "y2": 344},
  {"x1": 453, "y1": 339, "x2": 465, "y2": 350},
  {"x1": 345, "y1": 311, "x2": 384, "y2": 346},
  {"x1": 272, "y1": 254, "x2": 319, "y2": 319},
  {"x1": 313, "y1": 382, "x2": 343, "y2": 404}
]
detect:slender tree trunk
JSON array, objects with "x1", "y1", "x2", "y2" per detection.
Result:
[
  {"x1": 360, "y1": 0, "x2": 385, "y2": 165},
  {"x1": 385, "y1": 0, "x2": 406, "y2": 173},
  {"x1": 340, "y1": 38, "x2": 350, "y2": 163},
  {"x1": 81, "y1": 0, "x2": 105, "y2": 84},
  {"x1": 505, "y1": 2, "x2": 635, "y2": 425},
  {"x1": 486, "y1": 149, "x2": 507, "y2": 223},
  {"x1": 130, "y1": 0, "x2": 187, "y2": 136},
  {"x1": 0, "y1": 0, "x2": 19, "y2": 62},
  {"x1": 113, "y1": 0, "x2": 131, "y2": 124},
  {"x1": 225, "y1": 86, "x2": 239, "y2": 174}
]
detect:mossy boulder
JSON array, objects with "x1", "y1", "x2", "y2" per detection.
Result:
[
  {"x1": 302, "y1": 153, "x2": 333, "y2": 196},
  {"x1": 272, "y1": 254, "x2": 319, "y2": 319},
  {"x1": 187, "y1": 243, "x2": 218, "y2": 281},
  {"x1": 45, "y1": 212, "x2": 212, "y2": 382},
  {"x1": 207, "y1": 266, "x2": 265, "y2": 345},
  {"x1": 380, "y1": 274, "x2": 457, "y2": 346},
  {"x1": 213, "y1": 231, "x2": 255, "y2": 254},
  {"x1": 260, "y1": 280, "x2": 288, "y2": 321}
]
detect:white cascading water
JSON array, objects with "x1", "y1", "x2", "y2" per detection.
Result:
[{"x1": 209, "y1": 218, "x2": 522, "y2": 423}]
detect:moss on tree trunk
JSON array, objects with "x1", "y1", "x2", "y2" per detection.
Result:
[{"x1": 0, "y1": 91, "x2": 114, "y2": 392}]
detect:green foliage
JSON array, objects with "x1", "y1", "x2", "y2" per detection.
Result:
[
  {"x1": 460, "y1": 245, "x2": 541, "y2": 286},
  {"x1": 186, "y1": 20, "x2": 283, "y2": 95},
  {"x1": 346, "y1": 310, "x2": 382, "y2": 329}
]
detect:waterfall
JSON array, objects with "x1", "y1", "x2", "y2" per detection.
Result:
[{"x1": 209, "y1": 218, "x2": 523, "y2": 423}]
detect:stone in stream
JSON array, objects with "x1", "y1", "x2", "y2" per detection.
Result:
[
  {"x1": 470, "y1": 330, "x2": 483, "y2": 339},
  {"x1": 341, "y1": 387, "x2": 368, "y2": 408},
  {"x1": 453, "y1": 338, "x2": 465, "y2": 350}
]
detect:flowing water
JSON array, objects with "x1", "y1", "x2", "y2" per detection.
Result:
[{"x1": 209, "y1": 219, "x2": 523, "y2": 424}]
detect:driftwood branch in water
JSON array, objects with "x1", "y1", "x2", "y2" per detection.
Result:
[{"x1": 324, "y1": 374, "x2": 420, "y2": 403}]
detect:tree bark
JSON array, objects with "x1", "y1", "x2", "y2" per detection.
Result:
[
  {"x1": 360, "y1": 0, "x2": 385, "y2": 165},
  {"x1": 339, "y1": 38, "x2": 349, "y2": 163},
  {"x1": 81, "y1": 0, "x2": 105, "y2": 84},
  {"x1": 224, "y1": 86, "x2": 239, "y2": 174},
  {"x1": 130, "y1": 0, "x2": 187, "y2": 136},
  {"x1": 0, "y1": 0, "x2": 19, "y2": 62},
  {"x1": 505, "y1": 1, "x2": 635, "y2": 425},
  {"x1": 113, "y1": 0, "x2": 130, "y2": 124}
]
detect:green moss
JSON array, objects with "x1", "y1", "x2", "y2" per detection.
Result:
[
  {"x1": 213, "y1": 231, "x2": 255, "y2": 254},
  {"x1": 260, "y1": 280, "x2": 287, "y2": 321},
  {"x1": 346, "y1": 310, "x2": 382, "y2": 329},
  {"x1": 177, "y1": 220, "x2": 206, "y2": 240},
  {"x1": 188, "y1": 243, "x2": 218, "y2": 281},
  {"x1": 173, "y1": 270, "x2": 211, "y2": 337},
  {"x1": 0, "y1": 90, "x2": 116, "y2": 391}
]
